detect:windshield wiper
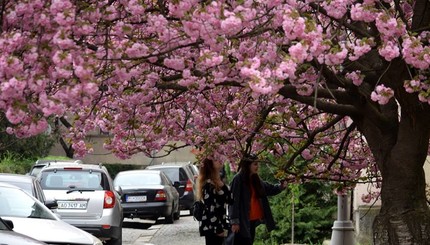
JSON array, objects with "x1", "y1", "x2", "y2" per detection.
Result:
[{"x1": 66, "y1": 189, "x2": 95, "y2": 194}]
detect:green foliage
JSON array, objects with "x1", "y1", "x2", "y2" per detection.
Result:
[
  {"x1": 38, "y1": 155, "x2": 72, "y2": 161},
  {"x1": 0, "y1": 152, "x2": 34, "y2": 174},
  {"x1": 254, "y1": 163, "x2": 337, "y2": 245},
  {"x1": 0, "y1": 131, "x2": 55, "y2": 160},
  {"x1": 0, "y1": 115, "x2": 55, "y2": 160},
  {"x1": 224, "y1": 162, "x2": 235, "y2": 183},
  {"x1": 103, "y1": 163, "x2": 141, "y2": 178}
]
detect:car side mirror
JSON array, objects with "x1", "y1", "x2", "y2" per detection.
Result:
[
  {"x1": 44, "y1": 200, "x2": 58, "y2": 209},
  {"x1": 173, "y1": 181, "x2": 180, "y2": 188},
  {"x1": 3, "y1": 219, "x2": 14, "y2": 230},
  {"x1": 114, "y1": 186, "x2": 123, "y2": 196}
]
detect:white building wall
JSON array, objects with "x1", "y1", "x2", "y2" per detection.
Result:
[{"x1": 49, "y1": 135, "x2": 196, "y2": 167}]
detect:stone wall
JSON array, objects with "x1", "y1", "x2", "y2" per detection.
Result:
[{"x1": 353, "y1": 206, "x2": 380, "y2": 245}]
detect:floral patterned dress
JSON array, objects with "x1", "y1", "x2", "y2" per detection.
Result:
[{"x1": 199, "y1": 180, "x2": 233, "y2": 236}]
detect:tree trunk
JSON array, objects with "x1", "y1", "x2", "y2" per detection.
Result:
[{"x1": 372, "y1": 114, "x2": 430, "y2": 244}]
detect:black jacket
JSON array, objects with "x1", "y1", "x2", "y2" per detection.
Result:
[
  {"x1": 228, "y1": 172, "x2": 283, "y2": 239},
  {"x1": 199, "y1": 180, "x2": 233, "y2": 236}
]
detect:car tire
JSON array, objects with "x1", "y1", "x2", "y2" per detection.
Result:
[
  {"x1": 165, "y1": 209, "x2": 174, "y2": 224},
  {"x1": 174, "y1": 211, "x2": 180, "y2": 220},
  {"x1": 106, "y1": 232, "x2": 122, "y2": 245},
  {"x1": 173, "y1": 201, "x2": 180, "y2": 220}
]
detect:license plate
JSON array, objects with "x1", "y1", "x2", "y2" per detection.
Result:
[
  {"x1": 126, "y1": 195, "x2": 147, "y2": 202},
  {"x1": 57, "y1": 201, "x2": 88, "y2": 209}
]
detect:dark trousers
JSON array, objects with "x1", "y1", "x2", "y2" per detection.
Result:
[
  {"x1": 233, "y1": 220, "x2": 258, "y2": 245},
  {"x1": 205, "y1": 234, "x2": 224, "y2": 245}
]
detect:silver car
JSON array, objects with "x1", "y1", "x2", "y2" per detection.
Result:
[
  {"x1": 0, "y1": 182, "x2": 102, "y2": 245},
  {"x1": 0, "y1": 173, "x2": 48, "y2": 203},
  {"x1": 37, "y1": 164, "x2": 123, "y2": 245},
  {"x1": 28, "y1": 159, "x2": 83, "y2": 177}
]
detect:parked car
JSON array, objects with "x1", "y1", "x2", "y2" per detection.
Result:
[
  {"x1": 37, "y1": 163, "x2": 123, "y2": 245},
  {"x1": 0, "y1": 182, "x2": 102, "y2": 245},
  {"x1": 161, "y1": 161, "x2": 199, "y2": 179},
  {"x1": 0, "y1": 173, "x2": 56, "y2": 207},
  {"x1": 28, "y1": 159, "x2": 83, "y2": 177},
  {"x1": 0, "y1": 217, "x2": 47, "y2": 245},
  {"x1": 146, "y1": 163, "x2": 197, "y2": 214},
  {"x1": 114, "y1": 169, "x2": 180, "y2": 223}
]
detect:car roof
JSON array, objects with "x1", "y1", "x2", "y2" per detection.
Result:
[
  {"x1": 0, "y1": 182, "x2": 23, "y2": 189},
  {"x1": 0, "y1": 174, "x2": 35, "y2": 183},
  {"x1": 117, "y1": 169, "x2": 161, "y2": 175},
  {"x1": 34, "y1": 159, "x2": 83, "y2": 166},
  {"x1": 40, "y1": 163, "x2": 107, "y2": 172},
  {"x1": 146, "y1": 164, "x2": 195, "y2": 179},
  {"x1": 147, "y1": 164, "x2": 184, "y2": 169},
  {"x1": 161, "y1": 161, "x2": 193, "y2": 165}
]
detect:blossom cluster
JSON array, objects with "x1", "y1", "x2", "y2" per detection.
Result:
[{"x1": 0, "y1": 0, "x2": 426, "y2": 186}]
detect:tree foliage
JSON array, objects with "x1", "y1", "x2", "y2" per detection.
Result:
[
  {"x1": 255, "y1": 161, "x2": 337, "y2": 244},
  {"x1": 0, "y1": 114, "x2": 54, "y2": 160},
  {"x1": 1, "y1": 1, "x2": 430, "y2": 243}
]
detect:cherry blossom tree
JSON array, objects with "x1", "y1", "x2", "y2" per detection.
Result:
[{"x1": 1, "y1": 0, "x2": 430, "y2": 244}]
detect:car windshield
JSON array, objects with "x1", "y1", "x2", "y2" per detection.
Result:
[
  {"x1": 40, "y1": 170, "x2": 104, "y2": 190},
  {"x1": 115, "y1": 173, "x2": 161, "y2": 186},
  {"x1": 3, "y1": 181, "x2": 32, "y2": 195},
  {"x1": 0, "y1": 186, "x2": 56, "y2": 220},
  {"x1": 151, "y1": 168, "x2": 178, "y2": 182}
]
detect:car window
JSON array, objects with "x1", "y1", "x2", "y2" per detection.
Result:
[
  {"x1": 156, "y1": 168, "x2": 179, "y2": 182},
  {"x1": 40, "y1": 170, "x2": 104, "y2": 190},
  {"x1": 160, "y1": 172, "x2": 173, "y2": 185},
  {"x1": 179, "y1": 168, "x2": 189, "y2": 181},
  {"x1": 115, "y1": 173, "x2": 161, "y2": 186},
  {"x1": 3, "y1": 181, "x2": 32, "y2": 195},
  {"x1": 34, "y1": 181, "x2": 46, "y2": 202},
  {"x1": 29, "y1": 165, "x2": 45, "y2": 177},
  {"x1": 0, "y1": 186, "x2": 55, "y2": 220}
]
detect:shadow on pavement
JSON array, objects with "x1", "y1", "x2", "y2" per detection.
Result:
[{"x1": 123, "y1": 219, "x2": 155, "y2": 229}]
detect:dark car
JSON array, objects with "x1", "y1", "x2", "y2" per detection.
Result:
[
  {"x1": 0, "y1": 217, "x2": 47, "y2": 245},
  {"x1": 0, "y1": 173, "x2": 56, "y2": 208},
  {"x1": 113, "y1": 169, "x2": 180, "y2": 224},
  {"x1": 146, "y1": 164, "x2": 196, "y2": 214}
]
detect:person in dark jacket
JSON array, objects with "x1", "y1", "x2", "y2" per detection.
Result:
[
  {"x1": 228, "y1": 154, "x2": 287, "y2": 245},
  {"x1": 198, "y1": 157, "x2": 233, "y2": 245}
]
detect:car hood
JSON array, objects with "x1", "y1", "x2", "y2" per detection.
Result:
[
  {"x1": 4, "y1": 217, "x2": 98, "y2": 244},
  {"x1": 0, "y1": 230, "x2": 47, "y2": 244}
]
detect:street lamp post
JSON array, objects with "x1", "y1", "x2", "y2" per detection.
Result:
[{"x1": 330, "y1": 193, "x2": 355, "y2": 245}]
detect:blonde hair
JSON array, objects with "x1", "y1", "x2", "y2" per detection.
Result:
[{"x1": 196, "y1": 158, "x2": 222, "y2": 200}]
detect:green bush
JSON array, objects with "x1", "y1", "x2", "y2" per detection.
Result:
[
  {"x1": 0, "y1": 152, "x2": 34, "y2": 174},
  {"x1": 253, "y1": 164, "x2": 337, "y2": 245},
  {"x1": 103, "y1": 163, "x2": 141, "y2": 179}
]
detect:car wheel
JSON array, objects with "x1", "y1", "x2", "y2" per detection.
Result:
[
  {"x1": 165, "y1": 209, "x2": 174, "y2": 224},
  {"x1": 174, "y1": 211, "x2": 180, "y2": 220},
  {"x1": 173, "y1": 201, "x2": 180, "y2": 220},
  {"x1": 106, "y1": 232, "x2": 122, "y2": 245}
]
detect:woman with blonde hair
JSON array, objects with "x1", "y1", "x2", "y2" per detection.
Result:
[{"x1": 197, "y1": 157, "x2": 233, "y2": 245}]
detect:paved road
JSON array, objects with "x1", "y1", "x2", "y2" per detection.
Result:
[{"x1": 123, "y1": 211, "x2": 204, "y2": 245}]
